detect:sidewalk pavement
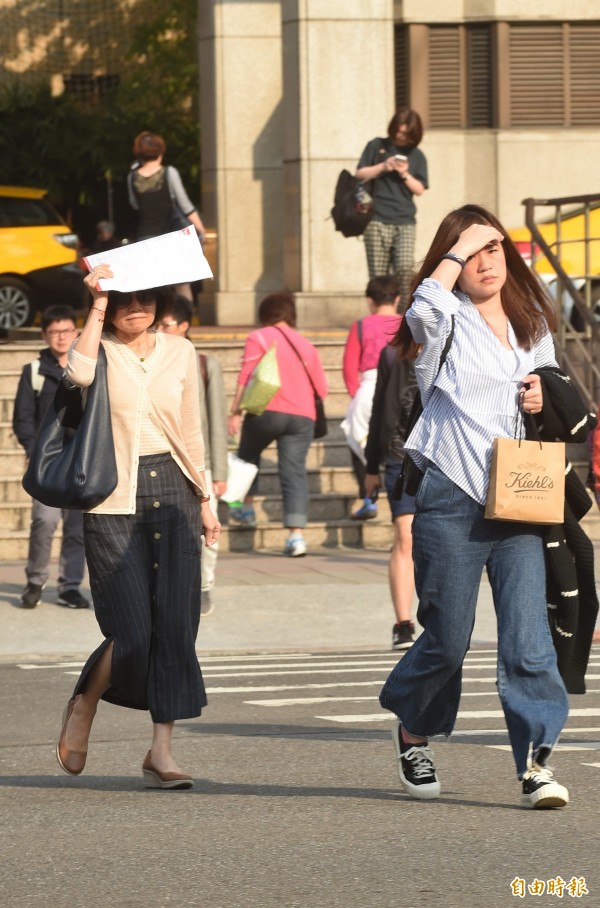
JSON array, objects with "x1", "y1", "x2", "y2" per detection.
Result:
[{"x1": 0, "y1": 547, "x2": 499, "y2": 661}]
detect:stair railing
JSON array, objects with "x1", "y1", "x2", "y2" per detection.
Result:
[{"x1": 522, "y1": 195, "x2": 600, "y2": 412}]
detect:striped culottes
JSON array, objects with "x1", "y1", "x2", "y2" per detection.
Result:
[
  {"x1": 74, "y1": 454, "x2": 207, "y2": 723},
  {"x1": 363, "y1": 220, "x2": 416, "y2": 303}
]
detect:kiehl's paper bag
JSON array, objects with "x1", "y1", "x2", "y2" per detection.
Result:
[{"x1": 485, "y1": 437, "x2": 565, "y2": 524}]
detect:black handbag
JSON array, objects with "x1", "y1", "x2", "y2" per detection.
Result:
[
  {"x1": 392, "y1": 317, "x2": 455, "y2": 499},
  {"x1": 22, "y1": 345, "x2": 118, "y2": 510},
  {"x1": 273, "y1": 327, "x2": 328, "y2": 438},
  {"x1": 166, "y1": 166, "x2": 191, "y2": 231}
]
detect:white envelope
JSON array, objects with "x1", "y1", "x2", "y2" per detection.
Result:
[{"x1": 83, "y1": 228, "x2": 213, "y2": 291}]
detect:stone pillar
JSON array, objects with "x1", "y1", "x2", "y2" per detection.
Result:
[
  {"x1": 198, "y1": 1, "x2": 285, "y2": 325},
  {"x1": 281, "y1": 0, "x2": 395, "y2": 326},
  {"x1": 199, "y1": 0, "x2": 395, "y2": 327}
]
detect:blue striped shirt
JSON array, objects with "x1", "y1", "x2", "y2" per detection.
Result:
[{"x1": 405, "y1": 279, "x2": 558, "y2": 504}]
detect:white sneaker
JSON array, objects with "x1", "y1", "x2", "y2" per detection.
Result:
[{"x1": 284, "y1": 536, "x2": 307, "y2": 557}]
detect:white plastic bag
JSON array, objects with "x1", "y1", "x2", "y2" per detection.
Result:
[{"x1": 221, "y1": 453, "x2": 259, "y2": 504}]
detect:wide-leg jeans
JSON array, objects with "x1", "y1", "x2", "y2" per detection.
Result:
[{"x1": 379, "y1": 464, "x2": 569, "y2": 776}]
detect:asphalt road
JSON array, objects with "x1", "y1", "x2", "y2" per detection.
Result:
[{"x1": 1, "y1": 646, "x2": 599, "y2": 908}]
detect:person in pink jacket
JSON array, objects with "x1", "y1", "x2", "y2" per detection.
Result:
[
  {"x1": 228, "y1": 292, "x2": 328, "y2": 557},
  {"x1": 341, "y1": 276, "x2": 401, "y2": 520}
]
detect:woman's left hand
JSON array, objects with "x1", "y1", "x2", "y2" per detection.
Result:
[
  {"x1": 202, "y1": 503, "x2": 221, "y2": 547},
  {"x1": 521, "y1": 374, "x2": 543, "y2": 415}
]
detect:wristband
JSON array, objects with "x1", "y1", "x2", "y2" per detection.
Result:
[{"x1": 441, "y1": 252, "x2": 466, "y2": 269}]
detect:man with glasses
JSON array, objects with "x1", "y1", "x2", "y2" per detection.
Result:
[{"x1": 13, "y1": 305, "x2": 89, "y2": 609}]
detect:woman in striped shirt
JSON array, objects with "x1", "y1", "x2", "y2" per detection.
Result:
[{"x1": 379, "y1": 204, "x2": 571, "y2": 809}]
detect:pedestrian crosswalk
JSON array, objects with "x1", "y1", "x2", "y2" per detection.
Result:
[{"x1": 17, "y1": 646, "x2": 600, "y2": 760}]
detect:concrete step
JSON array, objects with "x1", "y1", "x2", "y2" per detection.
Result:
[
  {"x1": 0, "y1": 385, "x2": 351, "y2": 423},
  {"x1": 0, "y1": 370, "x2": 22, "y2": 395},
  {"x1": 0, "y1": 334, "x2": 348, "y2": 370},
  {"x1": 1, "y1": 493, "x2": 391, "y2": 533},
  {"x1": 0, "y1": 463, "x2": 362, "y2": 510},
  {"x1": 0, "y1": 518, "x2": 395, "y2": 560}
]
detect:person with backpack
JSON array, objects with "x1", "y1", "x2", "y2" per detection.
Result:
[
  {"x1": 341, "y1": 276, "x2": 401, "y2": 521},
  {"x1": 363, "y1": 342, "x2": 418, "y2": 651},
  {"x1": 12, "y1": 305, "x2": 89, "y2": 610},
  {"x1": 356, "y1": 108, "x2": 428, "y2": 302},
  {"x1": 127, "y1": 131, "x2": 206, "y2": 303},
  {"x1": 127, "y1": 131, "x2": 206, "y2": 242},
  {"x1": 155, "y1": 295, "x2": 228, "y2": 616}
]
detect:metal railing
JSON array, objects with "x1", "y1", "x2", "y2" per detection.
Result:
[{"x1": 521, "y1": 194, "x2": 600, "y2": 412}]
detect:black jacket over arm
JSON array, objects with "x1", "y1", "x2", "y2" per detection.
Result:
[{"x1": 529, "y1": 367, "x2": 598, "y2": 694}]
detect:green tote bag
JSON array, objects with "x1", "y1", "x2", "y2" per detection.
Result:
[{"x1": 240, "y1": 342, "x2": 281, "y2": 415}]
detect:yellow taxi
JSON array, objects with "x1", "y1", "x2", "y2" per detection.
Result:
[
  {"x1": 508, "y1": 203, "x2": 600, "y2": 320},
  {"x1": 0, "y1": 186, "x2": 83, "y2": 329}
]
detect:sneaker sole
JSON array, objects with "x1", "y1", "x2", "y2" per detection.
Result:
[
  {"x1": 392, "y1": 640, "x2": 414, "y2": 651},
  {"x1": 350, "y1": 512, "x2": 377, "y2": 521},
  {"x1": 522, "y1": 786, "x2": 569, "y2": 809},
  {"x1": 391, "y1": 722, "x2": 441, "y2": 800},
  {"x1": 57, "y1": 599, "x2": 89, "y2": 609}
]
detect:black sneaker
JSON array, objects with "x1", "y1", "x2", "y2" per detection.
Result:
[
  {"x1": 521, "y1": 762, "x2": 569, "y2": 809},
  {"x1": 392, "y1": 719, "x2": 441, "y2": 800},
  {"x1": 392, "y1": 621, "x2": 415, "y2": 651},
  {"x1": 57, "y1": 590, "x2": 90, "y2": 610},
  {"x1": 21, "y1": 582, "x2": 43, "y2": 609}
]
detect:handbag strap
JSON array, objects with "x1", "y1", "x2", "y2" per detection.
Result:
[
  {"x1": 404, "y1": 315, "x2": 455, "y2": 436},
  {"x1": 272, "y1": 326, "x2": 320, "y2": 397}
]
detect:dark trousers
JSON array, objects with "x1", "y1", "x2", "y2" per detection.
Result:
[
  {"x1": 238, "y1": 411, "x2": 314, "y2": 528},
  {"x1": 350, "y1": 451, "x2": 367, "y2": 499},
  {"x1": 75, "y1": 454, "x2": 206, "y2": 723}
]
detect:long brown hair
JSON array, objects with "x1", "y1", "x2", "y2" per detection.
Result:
[{"x1": 395, "y1": 204, "x2": 556, "y2": 357}]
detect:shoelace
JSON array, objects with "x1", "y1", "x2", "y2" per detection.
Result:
[
  {"x1": 403, "y1": 745, "x2": 436, "y2": 779},
  {"x1": 524, "y1": 764, "x2": 555, "y2": 785}
]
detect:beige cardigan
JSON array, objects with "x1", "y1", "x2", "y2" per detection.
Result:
[{"x1": 65, "y1": 331, "x2": 206, "y2": 514}]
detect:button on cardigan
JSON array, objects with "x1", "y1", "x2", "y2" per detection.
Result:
[{"x1": 65, "y1": 331, "x2": 206, "y2": 514}]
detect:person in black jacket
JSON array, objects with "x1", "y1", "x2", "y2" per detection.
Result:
[
  {"x1": 364, "y1": 343, "x2": 419, "y2": 650},
  {"x1": 12, "y1": 305, "x2": 89, "y2": 610}
]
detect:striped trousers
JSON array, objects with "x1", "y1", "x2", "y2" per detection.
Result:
[
  {"x1": 363, "y1": 220, "x2": 416, "y2": 304},
  {"x1": 74, "y1": 454, "x2": 207, "y2": 723}
]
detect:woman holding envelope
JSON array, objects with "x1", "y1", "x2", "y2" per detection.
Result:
[
  {"x1": 55, "y1": 264, "x2": 220, "y2": 789},
  {"x1": 378, "y1": 204, "x2": 575, "y2": 809}
]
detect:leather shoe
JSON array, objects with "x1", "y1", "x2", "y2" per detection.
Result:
[
  {"x1": 56, "y1": 695, "x2": 90, "y2": 776},
  {"x1": 142, "y1": 751, "x2": 193, "y2": 790}
]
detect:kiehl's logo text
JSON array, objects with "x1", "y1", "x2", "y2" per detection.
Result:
[{"x1": 504, "y1": 470, "x2": 554, "y2": 493}]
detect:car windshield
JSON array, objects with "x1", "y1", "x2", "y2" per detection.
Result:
[{"x1": 0, "y1": 196, "x2": 65, "y2": 228}]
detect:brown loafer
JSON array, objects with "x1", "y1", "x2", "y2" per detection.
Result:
[
  {"x1": 56, "y1": 695, "x2": 88, "y2": 776},
  {"x1": 142, "y1": 751, "x2": 193, "y2": 790}
]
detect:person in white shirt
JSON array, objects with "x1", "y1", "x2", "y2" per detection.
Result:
[{"x1": 379, "y1": 204, "x2": 571, "y2": 809}]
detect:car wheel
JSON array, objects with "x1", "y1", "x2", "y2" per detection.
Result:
[{"x1": 0, "y1": 278, "x2": 33, "y2": 329}]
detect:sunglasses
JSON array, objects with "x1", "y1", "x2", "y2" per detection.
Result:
[{"x1": 112, "y1": 290, "x2": 157, "y2": 309}]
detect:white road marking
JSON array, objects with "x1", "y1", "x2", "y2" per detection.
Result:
[{"x1": 317, "y1": 708, "x2": 600, "y2": 724}]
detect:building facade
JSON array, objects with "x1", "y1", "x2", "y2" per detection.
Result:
[{"x1": 199, "y1": 0, "x2": 600, "y2": 325}]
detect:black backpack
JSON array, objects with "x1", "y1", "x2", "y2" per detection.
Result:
[{"x1": 330, "y1": 169, "x2": 374, "y2": 238}]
